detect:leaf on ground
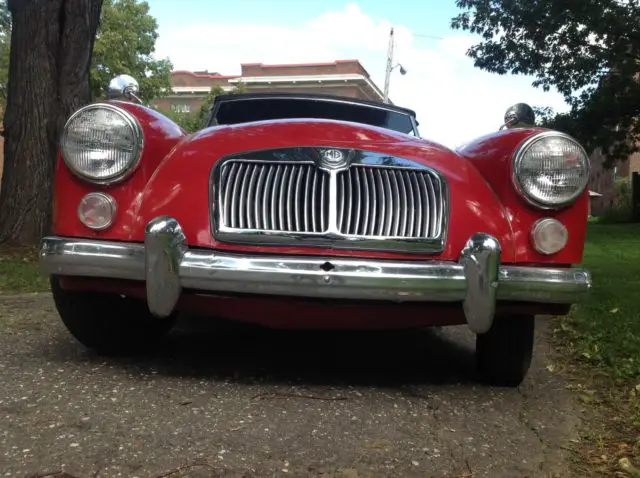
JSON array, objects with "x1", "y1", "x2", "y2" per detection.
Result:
[{"x1": 580, "y1": 393, "x2": 596, "y2": 403}]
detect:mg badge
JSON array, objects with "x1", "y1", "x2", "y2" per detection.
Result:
[{"x1": 319, "y1": 148, "x2": 347, "y2": 169}]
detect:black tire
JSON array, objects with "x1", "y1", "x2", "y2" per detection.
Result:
[
  {"x1": 475, "y1": 314, "x2": 535, "y2": 387},
  {"x1": 50, "y1": 276, "x2": 177, "y2": 355}
]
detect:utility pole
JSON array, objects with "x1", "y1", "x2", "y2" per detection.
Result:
[{"x1": 383, "y1": 28, "x2": 395, "y2": 104}]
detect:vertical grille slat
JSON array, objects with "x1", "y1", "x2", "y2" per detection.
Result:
[
  {"x1": 311, "y1": 168, "x2": 319, "y2": 233},
  {"x1": 389, "y1": 170, "x2": 401, "y2": 237},
  {"x1": 271, "y1": 165, "x2": 282, "y2": 230},
  {"x1": 245, "y1": 164, "x2": 260, "y2": 229},
  {"x1": 366, "y1": 168, "x2": 377, "y2": 236},
  {"x1": 337, "y1": 173, "x2": 345, "y2": 232},
  {"x1": 353, "y1": 168, "x2": 362, "y2": 234},
  {"x1": 399, "y1": 170, "x2": 412, "y2": 237},
  {"x1": 375, "y1": 170, "x2": 386, "y2": 236},
  {"x1": 238, "y1": 164, "x2": 256, "y2": 229},
  {"x1": 425, "y1": 174, "x2": 438, "y2": 237},
  {"x1": 216, "y1": 160, "x2": 444, "y2": 243},
  {"x1": 278, "y1": 165, "x2": 290, "y2": 231},
  {"x1": 230, "y1": 162, "x2": 246, "y2": 228},
  {"x1": 407, "y1": 171, "x2": 422, "y2": 236},
  {"x1": 416, "y1": 173, "x2": 430, "y2": 237},
  {"x1": 285, "y1": 165, "x2": 296, "y2": 231},
  {"x1": 382, "y1": 170, "x2": 393, "y2": 236},
  {"x1": 253, "y1": 165, "x2": 267, "y2": 230},
  {"x1": 303, "y1": 166, "x2": 313, "y2": 232},
  {"x1": 261, "y1": 165, "x2": 275, "y2": 230},
  {"x1": 344, "y1": 168, "x2": 353, "y2": 233},
  {"x1": 221, "y1": 162, "x2": 238, "y2": 228},
  {"x1": 360, "y1": 168, "x2": 370, "y2": 236},
  {"x1": 318, "y1": 174, "x2": 329, "y2": 232}
]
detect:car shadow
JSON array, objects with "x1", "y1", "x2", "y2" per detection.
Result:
[{"x1": 49, "y1": 313, "x2": 479, "y2": 388}]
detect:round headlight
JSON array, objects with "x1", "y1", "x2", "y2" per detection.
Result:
[
  {"x1": 60, "y1": 103, "x2": 143, "y2": 183},
  {"x1": 512, "y1": 131, "x2": 590, "y2": 208}
]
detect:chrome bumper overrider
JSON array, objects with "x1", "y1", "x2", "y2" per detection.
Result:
[{"x1": 40, "y1": 216, "x2": 592, "y2": 334}]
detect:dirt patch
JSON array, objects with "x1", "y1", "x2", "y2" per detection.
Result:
[{"x1": 0, "y1": 293, "x2": 584, "y2": 477}]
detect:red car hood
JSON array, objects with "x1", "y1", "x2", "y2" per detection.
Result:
[{"x1": 182, "y1": 119, "x2": 471, "y2": 178}]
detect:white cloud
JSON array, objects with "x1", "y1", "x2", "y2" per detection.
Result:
[{"x1": 154, "y1": 3, "x2": 569, "y2": 148}]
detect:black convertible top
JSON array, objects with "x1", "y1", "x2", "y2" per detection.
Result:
[
  {"x1": 211, "y1": 92, "x2": 417, "y2": 117},
  {"x1": 207, "y1": 92, "x2": 419, "y2": 134}
]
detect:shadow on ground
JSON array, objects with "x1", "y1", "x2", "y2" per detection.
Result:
[{"x1": 46, "y1": 313, "x2": 478, "y2": 388}]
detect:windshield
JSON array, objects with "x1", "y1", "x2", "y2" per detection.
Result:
[{"x1": 210, "y1": 97, "x2": 416, "y2": 135}]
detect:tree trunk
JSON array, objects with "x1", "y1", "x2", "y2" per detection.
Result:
[{"x1": 0, "y1": 0, "x2": 103, "y2": 246}]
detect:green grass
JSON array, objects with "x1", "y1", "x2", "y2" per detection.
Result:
[
  {"x1": 0, "y1": 246, "x2": 49, "y2": 293},
  {"x1": 554, "y1": 223, "x2": 640, "y2": 477},
  {"x1": 563, "y1": 223, "x2": 640, "y2": 379}
]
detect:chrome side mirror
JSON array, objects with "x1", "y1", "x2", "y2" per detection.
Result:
[
  {"x1": 107, "y1": 74, "x2": 142, "y2": 104},
  {"x1": 500, "y1": 103, "x2": 536, "y2": 130}
]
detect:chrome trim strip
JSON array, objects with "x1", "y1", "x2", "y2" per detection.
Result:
[
  {"x1": 40, "y1": 239, "x2": 146, "y2": 279},
  {"x1": 209, "y1": 148, "x2": 450, "y2": 254},
  {"x1": 41, "y1": 226, "x2": 591, "y2": 327}
]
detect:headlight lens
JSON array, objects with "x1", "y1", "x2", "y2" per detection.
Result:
[
  {"x1": 513, "y1": 132, "x2": 589, "y2": 208},
  {"x1": 60, "y1": 103, "x2": 143, "y2": 183}
]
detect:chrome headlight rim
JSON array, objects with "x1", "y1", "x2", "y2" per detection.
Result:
[
  {"x1": 60, "y1": 102, "x2": 144, "y2": 185},
  {"x1": 512, "y1": 130, "x2": 590, "y2": 210}
]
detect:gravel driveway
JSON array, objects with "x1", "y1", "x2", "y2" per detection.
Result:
[{"x1": 0, "y1": 293, "x2": 581, "y2": 478}]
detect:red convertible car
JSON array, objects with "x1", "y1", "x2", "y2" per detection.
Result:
[{"x1": 40, "y1": 75, "x2": 592, "y2": 386}]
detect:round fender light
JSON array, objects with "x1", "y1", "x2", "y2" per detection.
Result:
[
  {"x1": 531, "y1": 218, "x2": 568, "y2": 255},
  {"x1": 77, "y1": 192, "x2": 117, "y2": 230}
]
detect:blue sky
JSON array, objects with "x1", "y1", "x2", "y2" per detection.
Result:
[
  {"x1": 146, "y1": 1, "x2": 568, "y2": 147},
  {"x1": 147, "y1": 0, "x2": 459, "y2": 38}
]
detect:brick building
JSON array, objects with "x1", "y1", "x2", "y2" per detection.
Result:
[
  {"x1": 588, "y1": 148, "x2": 640, "y2": 215},
  {"x1": 152, "y1": 59, "x2": 386, "y2": 114}
]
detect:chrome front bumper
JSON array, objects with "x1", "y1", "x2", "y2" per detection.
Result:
[{"x1": 40, "y1": 216, "x2": 591, "y2": 334}]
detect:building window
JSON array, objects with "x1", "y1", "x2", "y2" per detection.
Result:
[{"x1": 171, "y1": 103, "x2": 191, "y2": 113}]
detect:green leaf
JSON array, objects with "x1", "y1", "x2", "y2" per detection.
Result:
[{"x1": 90, "y1": 0, "x2": 172, "y2": 102}]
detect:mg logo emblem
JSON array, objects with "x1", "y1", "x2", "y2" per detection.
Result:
[
  {"x1": 319, "y1": 149, "x2": 347, "y2": 169},
  {"x1": 322, "y1": 149, "x2": 344, "y2": 162}
]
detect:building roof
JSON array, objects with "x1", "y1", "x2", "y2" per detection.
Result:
[
  {"x1": 171, "y1": 70, "x2": 241, "y2": 79},
  {"x1": 168, "y1": 60, "x2": 386, "y2": 102},
  {"x1": 239, "y1": 60, "x2": 372, "y2": 78}
]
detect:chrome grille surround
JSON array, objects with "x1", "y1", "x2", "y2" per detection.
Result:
[{"x1": 210, "y1": 148, "x2": 449, "y2": 253}]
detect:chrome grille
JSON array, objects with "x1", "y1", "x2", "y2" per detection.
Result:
[
  {"x1": 337, "y1": 166, "x2": 442, "y2": 238},
  {"x1": 218, "y1": 161, "x2": 330, "y2": 232},
  {"x1": 213, "y1": 149, "x2": 448, "y2": 254}
]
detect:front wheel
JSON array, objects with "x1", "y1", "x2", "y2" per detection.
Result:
[
  {"x1": 475, "y1": 315, "x2": 535, "y2": 387},
  {"x1": 50, "y1": 276, "x2": 177, "y2": 355}
]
